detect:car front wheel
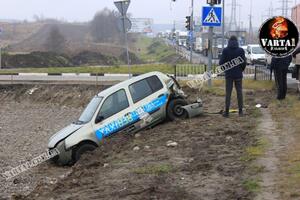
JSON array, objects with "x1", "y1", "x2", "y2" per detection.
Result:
[
  {"x1": 167, "y1": 99, "x2": 188, "y2": 121},
  {"x1": 72, "y1": 143, "x2": 97, "y2": 163}
]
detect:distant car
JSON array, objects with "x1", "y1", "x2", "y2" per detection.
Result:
[
  {"x1": 48, "y1": 72, "x2": 203, "y2": 165},
  {"x1": 241, "y1": 45, "x2": 247, "y2": 54},
  {"x1": 246, "y1": 44, "x2": 266, "y2": 65}
]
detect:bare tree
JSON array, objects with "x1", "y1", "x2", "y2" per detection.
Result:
[
  {"x1": 44, "y1": 25, "x2": 66, "y2": 53},
  {"x1": 90, "y1": 8, "x2": 120, "y2": 43}
]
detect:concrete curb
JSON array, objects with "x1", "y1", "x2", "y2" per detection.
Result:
[{"x1": 0, "y1": 73, "x2": 137, "y2": 77}]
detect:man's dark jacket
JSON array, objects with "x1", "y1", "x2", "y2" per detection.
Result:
[
  {"x1": 270, "y1": 55, "x2": 292, "y2": 71},
  {"x1": 219, "y1": 39, "x2": 246, "y2": 79}
]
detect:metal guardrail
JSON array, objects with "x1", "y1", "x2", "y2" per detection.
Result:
[{"x1": 174, "y1": 64, "x2": 272, "y2": 81}]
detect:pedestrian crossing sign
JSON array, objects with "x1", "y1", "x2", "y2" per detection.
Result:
[{"x1": 202, "y1": 6, "x2": 222, "y2": 27}]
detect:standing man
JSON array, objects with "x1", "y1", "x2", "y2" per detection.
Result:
[
  {"x1": 271, "y1": 55, "x2": 292, "y2": 100},
  {"x1": 219, "y1": 36, "x2": 247, "y2": 117},
  {"x1": 292, "y1": 47, "x2": 300, "y2": 100}
]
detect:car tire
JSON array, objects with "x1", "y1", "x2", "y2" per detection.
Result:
[
  {"x1": 167, "y1": 99, "x2": 188, "y2": 121},
  {"x1": 73, "y1": 143, "x2": 97, "y2": 163}
]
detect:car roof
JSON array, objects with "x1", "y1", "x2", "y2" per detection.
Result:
[
  {"x1": 97, "y1": 71, "x2": 168, "y2": 97},
  {"x1": 247, "y1": 44, "x2": 260, "y2": 47}
]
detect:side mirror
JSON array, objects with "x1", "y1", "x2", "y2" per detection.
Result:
[{"x1": 95, "y1": 116, "x2": 104, "y2": 124}]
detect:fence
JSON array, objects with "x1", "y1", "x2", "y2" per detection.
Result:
[{"x1": 174, "y1": 64, "x2": 272, "y2": 81}]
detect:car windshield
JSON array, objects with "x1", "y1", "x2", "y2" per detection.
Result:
[
  {"x1": 75, "y1": 96, "x2": 103, "y2": 124},
  {"x1": 252, "y1": 47, "x2": 264, "y2": 54}
]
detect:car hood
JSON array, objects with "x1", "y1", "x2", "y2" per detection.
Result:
[{"x1": 48, "y1": 123, "x2": 83, "y2": 148}]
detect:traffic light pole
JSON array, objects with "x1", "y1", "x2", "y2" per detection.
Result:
[{"x1": 189, "y1": 0, "x2": 194, "y2": 63}]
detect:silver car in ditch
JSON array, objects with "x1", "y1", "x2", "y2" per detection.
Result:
[{"x1": 48, "y1": 72, "x2": 203, "y2": 165}]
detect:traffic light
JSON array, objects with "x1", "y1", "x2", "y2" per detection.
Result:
[
  {"x1": 185, "y1": 16, "x2": 191, "y2": 31},
  {"x1": 207, "y1": 0, "x2": 221, "y2": 4}
]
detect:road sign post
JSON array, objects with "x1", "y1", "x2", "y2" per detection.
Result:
[
  {"x1": 114, "y1": 0, "x2": 131, "y2": 78},
  {"x1": 202, "y1": 5, "x2": 222, "y2": 87}
]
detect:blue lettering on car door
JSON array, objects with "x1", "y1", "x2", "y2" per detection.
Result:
[{"x1": 95, "y1": 94, "x2": 168, "y2": 141}]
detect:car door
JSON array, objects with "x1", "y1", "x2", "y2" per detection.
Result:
[
  {"x1": 128, "y1": 75, "x2": 168, "y2": 130},
  {"x1": 93, "y1": 89, "x2": 137, "y2": 141}
]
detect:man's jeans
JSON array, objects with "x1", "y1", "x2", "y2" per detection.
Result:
[
  {"x1": 274, "y1": 69, "x2": 288, "y2": 100},
  {"x1": 225, "y1": 78, "x2": 243, "y2": 113}
]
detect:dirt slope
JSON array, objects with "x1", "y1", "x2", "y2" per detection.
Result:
[{"x1": 0, "y1": 84, "x2": 267, "y2": 200}]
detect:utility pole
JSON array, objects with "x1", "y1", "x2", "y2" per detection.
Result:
[
  {"x1": 222, "y1": 0, "x2": 225, "y2": 50},
  {"x1": 237, "y1": 4, "x2": 242, "y2": 30},
  {"x1": 0, "y1": 28, "x2": 2, "y2": 69},
  {"x1": 278, "y1": 0, "x2": 292, "y2": 17},
  {"x1": 190, "y1": 0, "x2": 194, "y2": 63},
  {"x1": 248, "y1": 0, "x2": 253, "y2": 44},
  {"x1": 229, "y1": 0, "x2": 238, "y2": 31},
  {"x1": 0, "y1": 47, "x2": 2, "y2": 70}
]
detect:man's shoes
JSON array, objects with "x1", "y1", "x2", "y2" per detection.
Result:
[
  {"x1": 239, "y1": 109, "x2": 244, "y2": 117},
  {"x1": 222, "y1": 112, "x2": 229, "y2": 118}
]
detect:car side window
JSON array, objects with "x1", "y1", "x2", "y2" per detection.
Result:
[
  {"x1": 129, "y1": 79, "x2": 153, "y2": 103},
  {"x1": 146, "y1": 75, "x2": 163, "y2": 93},
  {"x1": 129, "y1": 76, "x2": 163, "y2": 104},
  {"x1": 98, "y1": 89, "x2": 129, "y2": 120}
]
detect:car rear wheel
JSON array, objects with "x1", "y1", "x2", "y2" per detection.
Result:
[
  {"x1": 73, "y1": 143, "x2": 97, "y2": 163},
  {"x1": 167, "y1": 99, "x2": 188, "y2": 121}
]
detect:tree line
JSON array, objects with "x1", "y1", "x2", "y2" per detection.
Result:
[{"x1": 45, "y1": 8, "x2": 122, "y2": 52}]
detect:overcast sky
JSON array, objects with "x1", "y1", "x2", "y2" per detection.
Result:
[{"x1": 0, "y1": 0, "x2": 300, "y2": 27}]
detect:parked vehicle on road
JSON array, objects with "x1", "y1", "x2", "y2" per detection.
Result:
[
  {"x1": 194, "y1": 37, "x2": 203, "y2": 53},
  {"x1": 246, "y1": 44, "x2": 266, "y2": 65},
  {"x1": 48, "y1": 72, "x2": 203, "y2": 165},
  {"x1": 177, "y1": 31, "x2": 188, "y2": 47}
]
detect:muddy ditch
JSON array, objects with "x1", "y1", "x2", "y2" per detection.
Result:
[{"x1": 0, "y1": 84, "x2": 271, "y2": 200}]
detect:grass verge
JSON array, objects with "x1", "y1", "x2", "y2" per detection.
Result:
[
  {"x1": 241, "y1": 138, "x2": 268, "y2": 162},
  {"x1": 0, "y1": 64, "x2": 175, "y2": 74},
  {"x1": 268, "y1": 94, "x2": 300, "y2": 198},
  {"x1": 243, "y1": 179, "x2": 261, "y2": 193}
]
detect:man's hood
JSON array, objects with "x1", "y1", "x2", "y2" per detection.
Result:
[{"x1": 228, "y1": 39, "x2": 239, "y2": 49}]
